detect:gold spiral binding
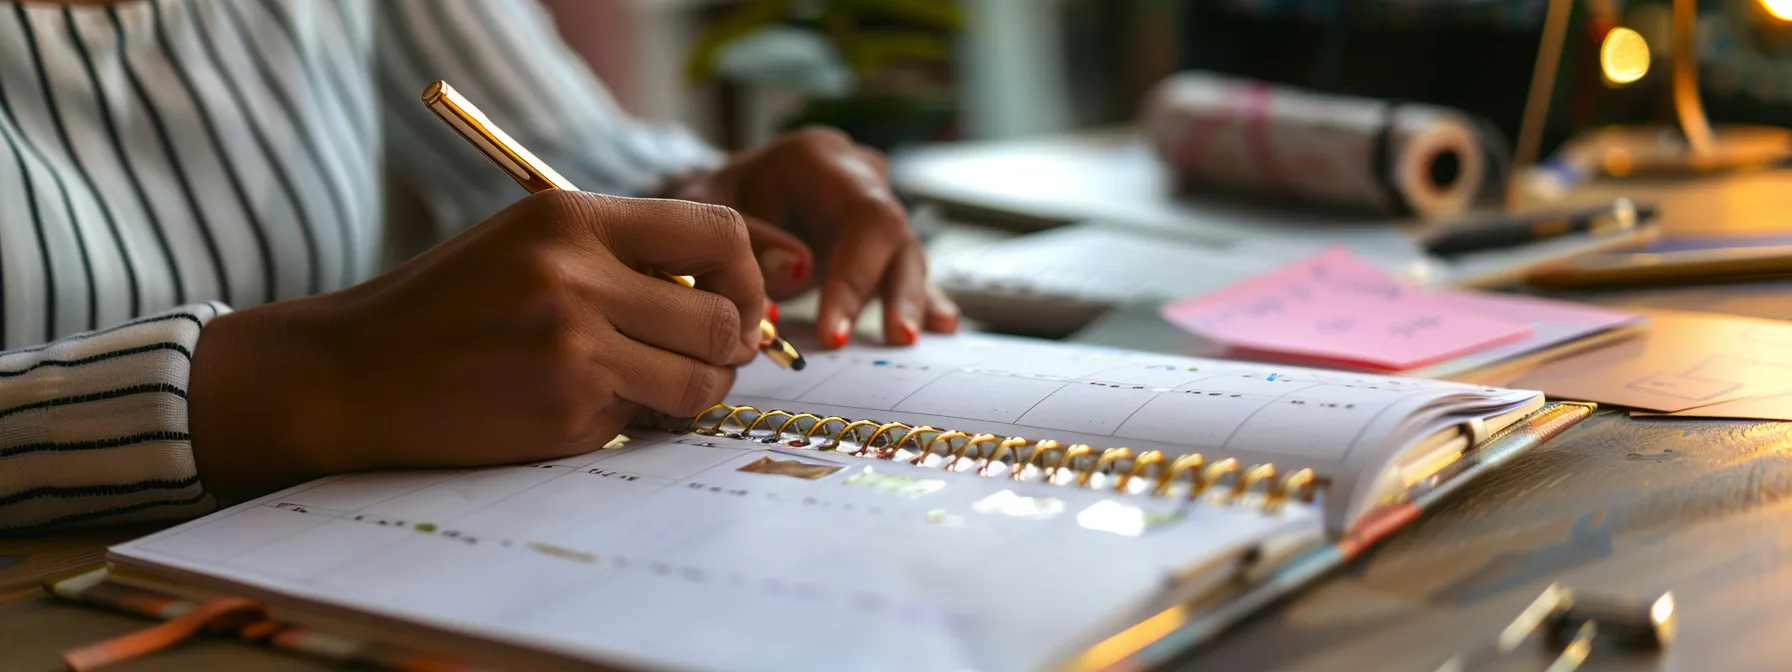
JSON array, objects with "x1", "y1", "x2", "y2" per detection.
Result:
[
  {"x1": 916, "y1": 431, "x2": 970, "y2": 466},
  {"x1": 1082, "y1": 448, "x2": 1133, "y2": 487},
  {"x1": 1119, "y1": 450, "x2": 1164, "y2": 493},
  {"x1": 890, "y1": 427, "x2": 936, "y2": 460},
  {"x1": 834, "y1": 420, "x2": 881, "y2": 447},
  {"x1": 1232, "y1": 464, "x2": 1277, "y2": 503},
  {"x1": 719, "y1": 405, "x2": 754, "y2": 432},
  {"x1": 1267, "y1": 468, "x2": 1318, "y2": 512},
  {"x1": 942, "y1": 434, "x2": 999, "y2": 471},
  {"x1": 1051, "y1": 445, "x2": 1093, "y2": 485},
  {"x1": 1198, "y1": 458, "x2": 1240, "y2": 498},
  {"x1": 746, "y1": 410, "x2": 793, "y2": 433},
  {"x1": 980, "y1": 437, "x2": 1031, "y2": 476},
  {"x1": 777, "y1": 413, "x2": 821, "y2": 437},
  {"x1": 1015, "y1": 439, "x2": 1062, "y2": 478},
  {"x1": 859, "y1": 422, "x2": 913, "y2": 457},
  {"x1": 804, "y1": 417, "x2": 848, "y2": 443},
  {"x1": 683, "y1": 403, "x2": 1323, "y2": 513},
  {"x1": 1161, "y1": 454, "x2": 1206, "y2": 497}
]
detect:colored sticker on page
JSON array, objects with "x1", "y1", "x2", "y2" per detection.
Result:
[{"x1": 1159, "y1": 247, "x2": 1532, "y2": 371}]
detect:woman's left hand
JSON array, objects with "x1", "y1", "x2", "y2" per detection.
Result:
[{"x1": 663, "y1": 127, "x2": 960, "y2": 350}]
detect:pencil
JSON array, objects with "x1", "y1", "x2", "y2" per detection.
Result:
[{"x1": 420, "y1": 80, "x2": 805, "y2": 371}]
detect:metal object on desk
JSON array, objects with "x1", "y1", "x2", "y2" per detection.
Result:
[
  {"x1": 1435, "y1": 583, "x2": 1575, "y2": 672},
  {"x1": 1418, "y1": 199, "x2": 1651, "y2": 259},
  {"x1": 1435, "y1": 583, "x2": 1674, "y2": 672},
  {"x1": 1546, "y1": 591, "x2": 1677, "y2": 652}
]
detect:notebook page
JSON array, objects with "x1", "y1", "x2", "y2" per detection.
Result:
[
  {"x1": 729, "y1": 332, "x2": 1541, "y2": 529},
  {"x1": 110, "y1": 431, "x2": 1321, "y2": 672}
]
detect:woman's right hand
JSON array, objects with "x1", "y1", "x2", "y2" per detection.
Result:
[{"x1": 187, "y1": 191, "x2": 767, "y2": 500}]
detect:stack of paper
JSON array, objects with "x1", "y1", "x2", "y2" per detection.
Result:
[
  {"x1": 1076, "y1": 247, "x2": 1644, "y2": 379},
  {"x1": 1496, "y1": 309, "x2": 1792, "y2": 422}
]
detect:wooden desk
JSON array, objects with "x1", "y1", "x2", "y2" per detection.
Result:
[{"x1": 5, "y1": 282, "x2": 1792, "y2": 671}]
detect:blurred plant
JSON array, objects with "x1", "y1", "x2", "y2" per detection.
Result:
[{"x1": 686, "y1": 0, "x2": 965, "y2": 150}]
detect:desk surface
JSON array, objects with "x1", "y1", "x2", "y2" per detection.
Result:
[{"x1": 5, "y1": 282, "x2": 1792, "y2": 671}]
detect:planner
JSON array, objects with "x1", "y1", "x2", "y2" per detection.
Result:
[{"x1": 99, "y1": 332, "x2": 1593, "y2": 672}]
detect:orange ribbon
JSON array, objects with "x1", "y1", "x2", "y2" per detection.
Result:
[{"x1": 62, "y1": 597, "x2": 269, "y2": 671}]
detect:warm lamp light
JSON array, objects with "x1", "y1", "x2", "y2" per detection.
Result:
[
  {"x1": 1512, "y1": 0, "x2": 1792, "y2": 202},
  {"x1": 1762, "y1": 0, "x2": 1792, "y2": 22},
  {"x1": 1599, "y1": 26, "x2": 1651, "y2": 85}
]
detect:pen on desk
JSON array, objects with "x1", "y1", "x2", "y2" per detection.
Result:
[
  {"x1": 1418, "y1": 198, "x2": 1653, "y2": 259},
  {"x1": 420, "y1": 80, "x2": 806, "y2": 371}
]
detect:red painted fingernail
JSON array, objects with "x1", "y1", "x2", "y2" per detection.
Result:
[
  {"x1": 790, "y1": 257, "x2": 809, "y2": 283},
  {"x1": 899, "y1": 320, "x2": 919, "y2": 345},
  {"x1": 767, "y1": 302, "x2": 779, "y2": 323},
  {"x1": 827, "y1": 318, "x2": 851, "y2": 349}
]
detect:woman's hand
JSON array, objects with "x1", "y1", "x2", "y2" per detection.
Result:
[
  {"x1": 187, "y1": 191, "x2": 764, "y2": 500},
  {"x1": 665, "y1": 127, "x2": 960, "y2": 349}
]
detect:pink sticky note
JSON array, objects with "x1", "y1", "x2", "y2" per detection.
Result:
[{"x1": 1160, "y1": 247, "x2": 1533, "y2": 371}]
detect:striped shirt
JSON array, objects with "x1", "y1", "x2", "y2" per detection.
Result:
[{"x1": 0, "y1": 0, "x2": 720, "y2": 533}]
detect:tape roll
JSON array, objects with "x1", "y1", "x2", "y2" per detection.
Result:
[{"x1": 1141, "y1": 72, "x2": 1499, "y2": 219}]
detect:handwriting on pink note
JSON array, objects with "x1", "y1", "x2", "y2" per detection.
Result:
[{"x1": 1159, "y1": 247, "x2": 1532, "y2": 371}]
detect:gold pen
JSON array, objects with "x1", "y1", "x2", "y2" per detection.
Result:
[{"x1": 421, "y1": 80, "x2": 805, "y2": 371}]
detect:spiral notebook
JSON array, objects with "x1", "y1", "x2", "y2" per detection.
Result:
[{"x1": 98, "y1": 333, "x2": 1593, "y2": 671}]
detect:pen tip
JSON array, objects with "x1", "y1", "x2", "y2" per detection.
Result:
[{"x1": 790, "y1": 354, "x2": 807, "y2": 371}]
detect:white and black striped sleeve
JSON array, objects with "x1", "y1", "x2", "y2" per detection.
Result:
[
  {"x1": 0, "y1": 302, "x2": 227, "y2": 534},
  {"x1": 373, "y1": 0, "x2": 725, "y2": 238}
]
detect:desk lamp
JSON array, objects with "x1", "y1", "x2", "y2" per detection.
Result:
[{"x1": 1515, "y1": 0, "x2": 1792, "y2": 202}]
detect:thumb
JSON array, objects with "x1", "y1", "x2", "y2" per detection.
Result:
[{"x1": 745, "y1": 215, "x2": 816, "y2": 300}]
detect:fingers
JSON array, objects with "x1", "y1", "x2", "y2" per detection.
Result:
[
  {"x1": 754, "y1": 129, "x2": 912, "y2": 348},
  {"x1": 815, "y1": 199, "x2": 911, "y2": 349},
  {"x1": 742, "y1": 213, "x2": 816, "y2": 300},
  {"x1": 575, "y1": 193, "x2": 765, "y2": 349},
  {"x1": 879, "y1": 240, "x2": 927, "y2": 346},
  {"x1": 562, "y1": 403, "x2": 640, "y2": 458},
  {"x1": 854, "y1": 145, "x2": 888, "y2": 178},
  {"x1": 609, "y1": 335, "x2": 738, "y2": 418},
  {"x1": 924, "y1": 282, "x2": 961, "y2": 334},
  {"x1": 601, "y1": 271, "x2": 757, "y2": 367}
]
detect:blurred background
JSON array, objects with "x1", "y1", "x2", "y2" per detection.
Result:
[
  {"x1": 530, "y1": 0, "x2": 1792, "y2": 340},
  {"x1": 539, "y1": 0, "x2": 1792, "y2": 157}
]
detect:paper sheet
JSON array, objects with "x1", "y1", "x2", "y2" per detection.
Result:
[
  {"x1": 1506, "y1": 309, "x2": 1792, "y2": 415},
  {"x1": 1158, "y1": 247, "x2": 1534, "y2": 371},
  {"x1": 1629, "y1": 391, "x2": 1792, "y2": 421},
  {"x1": 1069, "y1": 293, "x2": 1638, "y2": 379},
  {"x1": 1404, "y1": 292, "x2": 1642, "y2": 378},
  {"x1": 112, "y1": 432, "x2": 1320, "y2": 672}
]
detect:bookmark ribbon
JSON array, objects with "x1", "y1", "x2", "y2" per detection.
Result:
[{"x1": 62, "y1": 596, "x2": 269, "y2": 671}]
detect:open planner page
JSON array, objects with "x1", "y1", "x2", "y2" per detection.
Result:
[
  {"x1": 109, "y1": 431, "x2": 1322, "y2": 672},
  {"x1": 729, "y1": 332, "x2": 1543, "y2": 529}
]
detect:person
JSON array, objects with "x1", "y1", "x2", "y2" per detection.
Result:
[{"x1": 0, "y1": 0, "x2": 958, "y2": 533}]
